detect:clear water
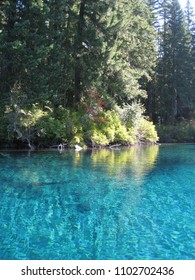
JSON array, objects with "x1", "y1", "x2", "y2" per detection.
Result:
[{"x1": 0, "y1": 144, "x2": 194, "y2": 260}]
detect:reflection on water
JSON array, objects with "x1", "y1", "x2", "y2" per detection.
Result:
[
  {"x1": 10, "y1": 146, "x2": 159, "y2": 187},
  {"x1": 6, "y1": 146, "x2": 159, "y2": 187},
  {"x1": 90, "y1": 145, "x2": 159, "y2": 182},
  {"x1": 0, "y1": 145, "x2": 194, "y2": 260}
]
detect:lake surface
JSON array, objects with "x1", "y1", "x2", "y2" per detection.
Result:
[{"x1": 0, "y1": 144, "x2": 194, "y2": 260}]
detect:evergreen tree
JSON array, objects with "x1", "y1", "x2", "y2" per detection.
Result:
[
  {"x1": 99, "y1": 0, "x2": 157, "y2": 105},
  {"x1": 153, "y1": 0, "x2": 192, "y2": 124},
  {"x1": 185, "y1": 0, "x2": 194, "y2": 29},
  {"x1": 185, "y1": 0, "x2": 195, "y2": 111}
]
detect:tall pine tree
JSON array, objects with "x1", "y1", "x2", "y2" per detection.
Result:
[{"x1": 153, "y1": 0, "x2": 192, "y2": 124}]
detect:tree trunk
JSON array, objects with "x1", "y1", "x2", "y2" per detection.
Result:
[
  {"x1": 171, "y1": 88, "x2": 178, "y2": 124},
  {"x1": 74, "y1": 1, "x2": 85, "y2": 107}
]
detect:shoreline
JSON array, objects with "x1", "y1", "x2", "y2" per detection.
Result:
[{"x1": 0, "y1": 142, "x2": 194, "y2": 153}]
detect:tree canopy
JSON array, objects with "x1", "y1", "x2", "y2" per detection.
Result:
[{"x1": 0, "y1": 0, "x2": 194, "y2": 148}]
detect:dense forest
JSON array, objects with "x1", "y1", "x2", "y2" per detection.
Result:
[{"x1": 0, "y1": 0, "x2": 194, "y2": 149}]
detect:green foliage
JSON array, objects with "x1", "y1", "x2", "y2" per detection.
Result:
[
  {"x1": 137, "y1": 119, "x2": 159, "y2": 143},
  {"x1": 15, "y1": 102, "x2": 157, "y2": 147},
  {"x1": 91, "y1": 131, "x2": 109, "y2": 146},
  {"x1": 149, "y1": 0, "x2": 195, "y2": 125},
  {"x1": 100, "y1": 110, "x2": 135, "y2": 144},
  {"x1": 4, "y1": 103, "x2": 49, "y2": 145},
  {"x1": 42, "y1": 104, "x2": 158, "y2": 146},
  {"x1": 112, "y1": 102, "x2": 158, "y2": 143},
  {"x1": 100, "y1": 0, "x2": 156, "y2": 103},
  {"x1": 114, "y1": 102, "x2": 145, "y2": 128},
  {"x1": 157, "y1": 121, "x2": 195, "y2": 142}
]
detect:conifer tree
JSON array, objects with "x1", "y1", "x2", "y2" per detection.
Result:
[
  {"x1": 99, "y1": 0, "x2": 157, "y2": 104},
  {"x1": 154, "y1": 0, "x2": 192, "y2": 124},
  {"x1": 185, "y1": 0, "x2": 195, "y2": 111}
]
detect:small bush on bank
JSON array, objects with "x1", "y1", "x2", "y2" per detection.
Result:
[{"x1": 137, "y1": 119, "x2": 159, "y2": 143}]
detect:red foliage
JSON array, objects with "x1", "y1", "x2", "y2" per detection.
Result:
[{"x1": 82, "y1": 88, "x2": 106, "y2": 122}]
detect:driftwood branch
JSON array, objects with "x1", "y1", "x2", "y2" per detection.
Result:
[
  {"x1": 109, "y1": 144, "x2": 121, "y2": 149},
  {"x1": 50, "y1": 143, "x2": 69, "y2": 149}
]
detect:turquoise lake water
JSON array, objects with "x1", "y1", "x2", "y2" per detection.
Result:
[{"x1": 0, "y1": 144, "x2": 194, "y2": 260}]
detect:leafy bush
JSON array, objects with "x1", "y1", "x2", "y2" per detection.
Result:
[
  {"x1": 91, "y1": 131, "x2": 110, "y2": 146},
  {"x1": 137, "y1": 119, "x2": 159, "y2": 143},
  {"x1": 4, "y1": 103, "x2": 49, "y2": 146},
  {"x1": 91, "y1": 110, "x2": 135, "y2": 145},
  {"x1": 114, "y1": 102, "x2": 145, "y2": 128},
  {"x1": 39, "y1": 106, "x2": 84, "y2": 144}
]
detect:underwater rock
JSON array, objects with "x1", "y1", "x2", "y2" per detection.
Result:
[{"x1": 77, "y1": 202, "x2": 91, "y2": 213}]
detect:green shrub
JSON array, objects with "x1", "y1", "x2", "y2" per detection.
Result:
[
  {"x1": 137, "y1": 119, "x2": 159, "y2": 143},
  {"x1": 114, "y1": 102, "x2": 145, "y2": 128},
  {"x1": 157, "y1": 121, "x2": 195, "y2": 143},
  {"x1": 91, "y1": 131, "x2": 110, "y2": 146}
]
